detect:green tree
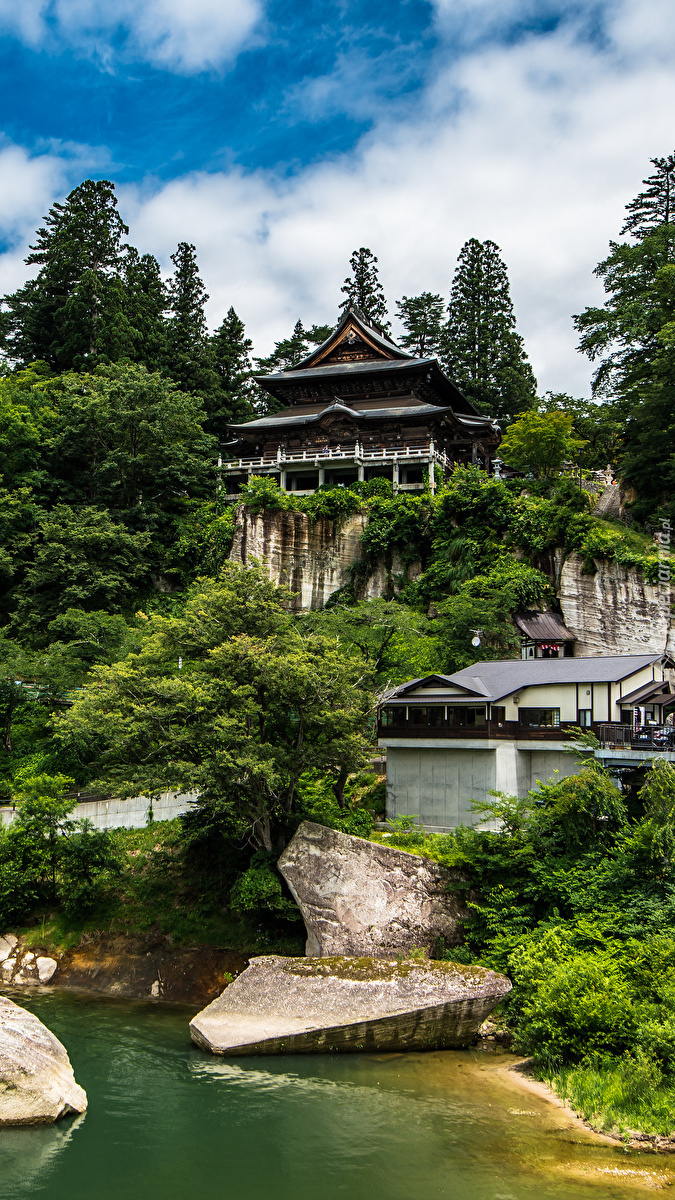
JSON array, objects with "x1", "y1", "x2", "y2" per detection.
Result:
[
  {"x1": 339, "y1": 248, "x2": 390, "y2": 331},
  {"x1": 537, "y1": 392, "x2": 623, "y2": 471},
  {"x1": 622, "y1": 155, "x2": 675, "y2": 240},
  {"x1": 303, "y1": 599, "x2": 441, "y2": 687},
  {"x1": 574, "y1": 157, "x2": 675, "y2": 520},
  {"x1": 499, "y1": 411, "x2": 586, "y2": 480},
  {"x1": 122, "y1": 248, "x2": 168, "y2": 371},
  {"x1": 57, "y1": 564, "x2": 371, "y2": 851},
  {"x1": 395, "y1": 292, "x2": 445, "y2": 357},
  {"x1": 46, "y1": 362, "x2": 216, "y2": 523},
  {"x1": 208, "y1": 307, "x2": 255, "y2": 435},
  {"x1": 1, "y1": 180, "x2": 132, "y2": 371},
  {"x1": 12, "y1": 505, "x2": 151, "y2": 637},
  {"x1": 165, "y1": 242, "x2": 217, "y2": 396},
  {"x1": 443, "y1": 238, "x2": 537, "y2": 425}
]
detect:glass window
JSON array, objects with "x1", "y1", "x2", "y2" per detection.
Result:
[
  {"x1": 518, "y1": 707, "x2": 561, "y2": 728},
  {"x1": 409, "y1": 706, "x2": 445, "y2": 726},
  {"x1": 490, "y1": 706, "x2": 506, "y2": 725},
  {"x1": 577, "y1": 709, "x2": 593, "y2": 728},
  {"x1": 447, "y1": 706, "x2": 487, "y2": 727},
  {"x1": 380, "y1": 706, "x2": 406, "y2": 727}
]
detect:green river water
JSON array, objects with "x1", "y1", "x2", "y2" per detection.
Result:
[{"x1": 0, "y1": 989, "x2": 670, "y2": 1200}]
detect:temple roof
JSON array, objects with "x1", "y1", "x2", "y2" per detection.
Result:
[
  {"x1": 293, "y1": 306, "x2": 414, "y2": 369},
  {"x1": 229, "y1": 399, "x2": 454, "y2": 432}
]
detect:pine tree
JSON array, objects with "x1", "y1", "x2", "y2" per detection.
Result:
[
  {"x1": 123, "y1": 248, "x2": 167, "y2": 371},
  {"x1": 339, "y1": 248, "x2": 390, "y2": 332},
  {"x1": 443, "y1": 238, "x2": 536, "y2": 426},
  {"x1": 208, "y1": 307, "x2": 254, "y2": 435},
  {"x1": 395, "y1": 293, "x2": 445, "y2": 357},
  {"x1": 622, "y1": 154, "x2": 675, "y2": 239},
  {"x1": 165, "y1": 242, "x2": 217, "y2": 396},
  {"x1": 1, "y1": 179, "x2": 132, "y2": 370}
]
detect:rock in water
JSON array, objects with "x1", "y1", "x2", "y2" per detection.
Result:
[
  {"x1": 0, "y1": 996, "x2": 87, "y2": 1124},
  {"x1": 190, "y1": 955, "x2": 511, "y2": 1056},
  {"x1": 278, "y1": 821, "x2": 465, "y2": 957}
]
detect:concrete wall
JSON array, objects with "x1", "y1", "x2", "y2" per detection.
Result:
[
  {"x1": 0, "y1": 790, "x2": 196, "y2": 830},
  {"x1": 384, "y1": 742, "x2": 579, "y2": 831}
]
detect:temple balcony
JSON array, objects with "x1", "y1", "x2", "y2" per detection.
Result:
[{"x1": 219, "y1": 441, "x2": 455, "y2": 500}]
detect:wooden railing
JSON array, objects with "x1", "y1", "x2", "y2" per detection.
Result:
[{"x1": 221, "y1": 442, "x2": 453, "y2": 473}]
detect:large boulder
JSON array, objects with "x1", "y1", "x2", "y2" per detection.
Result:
[
  {"x1": 0, "y1": 996, "x2": 87, "y2": 1124},
  {"x1": 190, "y1": 954, "x2": 511, "y2": 1056},
  {"x1": 278, "y1": 821, "x2": 465, "y2": 957}
]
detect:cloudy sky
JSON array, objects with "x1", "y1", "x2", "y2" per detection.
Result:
[{"x1": 0, "y1": 0, "x2": 673, "y2": 393}]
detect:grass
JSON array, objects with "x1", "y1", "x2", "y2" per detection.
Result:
[
  {"x1": 542, "y1": 1055, "x2": 675, "y2": 1139},
  {"x1": 14, "y1": 818, "x2": 305, "y2": 959}
]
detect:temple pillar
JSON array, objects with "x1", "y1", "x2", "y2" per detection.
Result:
[
  {"x1": 318, "y1": 468, "x2": 326, "y2": 487},
  {"x1": 358, "y1": 464, "x2": 365, "y2": 482},
  {"x1": 392, "y1": 462, "x2": 399, "y2": 492},
  {"x1": 280, "y1": 469, "x2": 287, "y2": 491}
]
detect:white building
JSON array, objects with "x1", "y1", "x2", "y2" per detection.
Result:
[{"x1": 378, "y1": 654, "x2": 675, "y2": 831}]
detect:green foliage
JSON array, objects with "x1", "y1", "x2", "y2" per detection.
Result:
[
  {"x1": 500, "y1": 411, "x2": 586, "y2": 479},
  {"x1": 339, "y1": 248, "x2": 390, "y2": 332},
  {"x1": 298, "y1": 486, "x2": 363, "y2": 522},
  {"x1": 395, "y1": 292, "x2": 445, "y2": 357},
  {"x1": 237, "y1": 475, "x2": 299, "y2": 513},
  {"x1": 443, "y1": 238, "x2": 537, "y2": 425},
  {"x1": 303, "y1": 598, "x2": 440, "y2": 686},
  {"x1": 57, "y1": 563, "x2": 372, "y2": 852},
  {"x1": 230, "y1": 852, "x2": 300, "y2": 921}
]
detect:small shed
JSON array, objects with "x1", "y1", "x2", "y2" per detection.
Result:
[{"x1": 515, "y1": 610, "x2": 576, "y2": 659}]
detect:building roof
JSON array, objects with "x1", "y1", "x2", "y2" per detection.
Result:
[
  {"x1": 294, "y1": 306, "x2": 413, "y2": 368},
  {"x1": 386, "y1": 655, "x2": 669, "y2": 704},
  {"x1": 514, "y1": 611, "x2": 576, "y2": 643},
  {"x1": 229, "y1": 399, "x2": 453, "y2": 432},
  {"x1": 620, "y1": 679, "x2": 675, "y2": 705}
]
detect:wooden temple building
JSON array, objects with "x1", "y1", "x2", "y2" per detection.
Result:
[{"x1": 221, "y1": 307, "x2": 500, "y2": 498}]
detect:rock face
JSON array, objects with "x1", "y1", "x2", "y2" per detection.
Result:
[
  {"x1": 0, "y1": 938, "x2": 58, "y2": 986},
  {"x1": 229, "y1": 506, "x2": 420, "y2": 610},
  {"x1": 230, "y1": 507, "x2": 369, "y2": 610},
  {"x1": 278, "y1": 822, "x2": 465, "y2": 957},
  {"x1": 190, "y1": 955, "x2": 511, "y2": 1056},
  {"x1": 0, "y1": 996, "x2": 87, "y2": 1124},
  {"x1": 559, "y1": 552, "x2": 675, "y2": 657}
]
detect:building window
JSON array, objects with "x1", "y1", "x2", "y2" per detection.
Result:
[
  {"x1": 380, "y1": 706, "x2": 406, "y2": 727},
  {"x1": 577, "y1": 709, "x2": 592, "y2": 727},
  {"x1": 490, "y1": 706, "x2": 506, "y2": 725},
  {"x1": 518, "y1": 707, "x2": 561, "y2": 729},
  {"x1": 447, "y1": 706, "x2": 487, "y2": 727},
  {"x1": 521, "y1": 639, "x2": 536, "y2": 660},
  {"x1": 620, "y1": 708, "x2": 635, "y2": 727},
  {"x1": 409, "y1": 706, "x2": 445, "y2": 727}
]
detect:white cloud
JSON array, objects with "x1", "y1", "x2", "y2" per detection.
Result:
[
  {"x1": 2, "y1": 0, "x2": 674, "y2": 395},
  {"x1": 0, "y1": 0, "x2": 263, "y2": 73},
  {"x1": 116, "y1": 3, "x2": 675, "y2": 395}
]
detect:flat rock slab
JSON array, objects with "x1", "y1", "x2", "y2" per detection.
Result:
[
  {"x1": 278, "y1": 821, "x2": 466, "y2": 957},
  {"x1": 190, "y1": 955, "x2": 511, "y2": 1056},
  {"x1": 0, "y1": 996, "x2": 87, "y2": 1124}
]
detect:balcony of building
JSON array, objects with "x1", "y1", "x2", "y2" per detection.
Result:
[{"x1": 219, "y1": 440, "x2": 454, "y2": 500}]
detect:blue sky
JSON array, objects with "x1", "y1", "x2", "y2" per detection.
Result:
[{"x1": 0, "y1": 0, "x2": 673, "y2": 391}]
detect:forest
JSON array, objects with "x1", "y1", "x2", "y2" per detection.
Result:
[{"x1": 0, "y1": 154, "x2": 674, "y2": 1138}]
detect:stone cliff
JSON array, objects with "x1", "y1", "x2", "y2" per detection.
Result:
[
  {"x1": 229, "y1": 506, "x2": 417, "y2": 610},
  {"x1": 559, "y1": 552, "x2": 675, "y2": 657},
  {"x1": 230, "y1": 507, "x2": 368, "y2": 610}
]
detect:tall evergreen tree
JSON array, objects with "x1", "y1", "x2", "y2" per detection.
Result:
[
  {"x1": 123, "y1": 248, "x2": 167, "y2": 371},
  {"x1": 395, "y1": 292, "x2": 445, "y2": 357},
  {"x1": 443, "y1": 238, "x2": 536, "y2": 426},
  {"x1": 165, "y1": 242, "x2": 217, "y2": 396},
  {"x1": 622, "y1": 155, "x2": 675, "y2": 239},
  {"x1": 208, "y1": 307, "x2": 255, "y2": 435},
  {"x1": 253, "y1": 320, "x2": 310, "y2": 415},
  {"x1": 1, "y1": 180, "x2": 132, "y2": 371},
  {"x1": 339, "y1": 248, "x2": 390, "y2": 332},
  {"x1": 575, "y1": 153, "x2": 675, "y2": 520}
]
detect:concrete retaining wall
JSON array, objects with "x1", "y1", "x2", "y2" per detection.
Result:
[{"x1": 0, "y1": 790, "x2": 196, "y2": 830}]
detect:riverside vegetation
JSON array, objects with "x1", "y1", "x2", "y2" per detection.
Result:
[{"x1": 0, "y1": 159, "x2": 673, "y2": 1138}]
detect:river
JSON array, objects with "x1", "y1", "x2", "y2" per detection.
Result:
[{"x1": 1, "y1": 989, "x2": 670, "y2": 1200}]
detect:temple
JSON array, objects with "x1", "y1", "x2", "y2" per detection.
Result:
[{"x1": 221, "y1": 307, "x2": 500, "y2": 498}]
